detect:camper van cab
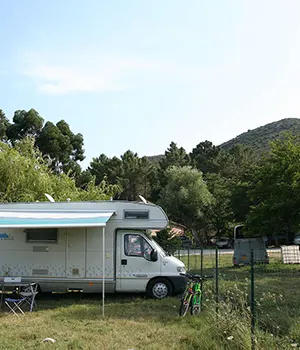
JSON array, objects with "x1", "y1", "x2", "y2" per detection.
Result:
[{"x1": 0, "y1": 200, "x2": 186, "y2": 299}]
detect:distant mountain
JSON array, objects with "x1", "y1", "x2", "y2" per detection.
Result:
[
  {"x1": 147, "y1": 118, "x2": 300, "y2": 162},
  {"x1": 146, "y1": 155, "x2": 165, "y2": 163},
  {"x1": 220, "y1": 118, "x2": 300, "y2": 153}
]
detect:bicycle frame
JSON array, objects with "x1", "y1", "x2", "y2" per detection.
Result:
[
  {"x1": 181, "y1": 279, "x2": 194, "y2": 306},
  {"x1": 179, "y1": 273, "x2": 212, "y2": 316},
  {"x1": 192, "y1": 281, "x2": 202, "y2": 306}
]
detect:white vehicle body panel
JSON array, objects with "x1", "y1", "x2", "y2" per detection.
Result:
[{"x1": 0, "y1": 201, "x2": 186, "y2": 295}]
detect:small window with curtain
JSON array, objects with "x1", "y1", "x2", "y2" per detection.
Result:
[
  {"x1": 124, "y1": 234, "x2": 152, "y2": 261},
  {"x1": 26, "y1": 228, "x2": 58, "y2": 243}
]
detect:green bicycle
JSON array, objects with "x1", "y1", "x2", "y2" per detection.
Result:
[{"x1": 179, "y1": 273, "x2": 212, "y2": 317}]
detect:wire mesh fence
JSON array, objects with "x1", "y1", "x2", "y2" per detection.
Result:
[{"x1": 175, "y1": 245, "x2": 300, "y2": 349}]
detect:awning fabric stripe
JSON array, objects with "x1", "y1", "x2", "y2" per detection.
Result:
[{"x1": 0, "y1": 211, "x2": 114, "y2": 228}]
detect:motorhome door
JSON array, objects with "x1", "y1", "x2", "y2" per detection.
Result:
[{"x1": 116, "y1": 230, "x2": 160, "y2": 292}]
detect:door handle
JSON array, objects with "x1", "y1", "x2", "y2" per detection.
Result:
[{"x1": 121, "y1": 259, "x2": 127, "y2": 265}]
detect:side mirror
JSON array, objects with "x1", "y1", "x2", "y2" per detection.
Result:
[{"x1": 150, "y1": 249, "x2": 158, "y2": 262}]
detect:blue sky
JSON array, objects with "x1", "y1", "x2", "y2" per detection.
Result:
[{"x1": 1, "y1": 0, "x2": 300, "y2": 168}]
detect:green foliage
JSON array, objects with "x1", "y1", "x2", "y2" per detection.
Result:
[
  {"x1": 2, "y1": 106, "x2": 300, "y2": 244},
  {"x1": 4, "y1": 109, "x2": 85, "y2": 175},
  {"x1": 159, "y1": 166, "x2": 213, "y2": 244},
  {"x1": 0, "y1": 138, "x2": 118, "y2": 202},
  {"x1": 6, "y1": 109, "x2": 44, "y2": 143},
  {"x1": 35, "y1": 119, "x2": 85, "y2": 173},
  {"x1": 159, "y1": 142, "x2": 191, "y2": 171},
  {"x1": 120, "y1": 151, "x2": 151, "y2": 200},
  {"x1": 204, "y1": 173, "x2": 234, "y2": 237},
  {"x1": 0, "y1": 109, "x2": 10, "y2": 141},
  {"x1": 190, "y1": 140, "x2": 221, "y2": 174},
  {"x1": 89, "y1": 150, "x2": 155, "y2": 201},
  {"x1": 246, "y1": 133, "x2": 300, "y2": 237},
  {"x1": 89, "y1": 154, "x2": 123, "y2": 186}
]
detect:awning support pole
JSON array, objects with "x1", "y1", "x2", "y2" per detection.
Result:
[{"x1": 102, "y1": 226, "x2": 105, "y2": 317}]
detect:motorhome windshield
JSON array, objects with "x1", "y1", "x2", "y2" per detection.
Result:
[
  {"x1": 149, "y1": 239, "x2": 167, "y2": 257},
  {"x1": 144, "y1": 230, "x2": 168, "y2": 256}
]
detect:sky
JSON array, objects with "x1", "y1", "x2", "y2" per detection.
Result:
[{"x1": 1, "y1": 0, "x2": 300, "y2": 168}]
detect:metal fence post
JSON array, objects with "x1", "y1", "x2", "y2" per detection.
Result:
[
  {"x1": 200, "y1": 247, "x2": 203, "y2": 277},
  {"x1": 251, "y1": 250, "x2": 256, "y2": 350},
  {"x1": 187, "y1": 246, "x2": 190, "y2": 271},
  {"x1": 200, "y1": 247, "x2": 204, "y2": 302},
  {"x1": 215, "y1": 246, "x2": 219, "y2": 315}
]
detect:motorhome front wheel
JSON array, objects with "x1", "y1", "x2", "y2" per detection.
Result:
[{"x1": 147, "y1": 279, "x2": 172, "y2": 299}]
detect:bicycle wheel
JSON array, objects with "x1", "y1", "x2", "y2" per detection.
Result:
[
  {"x1": 191, "y1": 293, "x2": 202, "y2": 316},
  {"x1": 179, "y1": 300, "x2": 190, "y2": 317}
]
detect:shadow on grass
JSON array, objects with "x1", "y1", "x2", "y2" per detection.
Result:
[
  {"x1": 29, "y1": 292, "x2": 183, "y2": 324},
  {"x1": 34, "y1": 291, "x2": 152, "y2": 310}
]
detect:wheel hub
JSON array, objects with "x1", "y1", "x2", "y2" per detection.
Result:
[{"x1": 152, "y1": 282, "x2": 168, "y2": 298}]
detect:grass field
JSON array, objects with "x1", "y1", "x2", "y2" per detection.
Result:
[{"x1": 1, "y1": 254, "x2": 300, "y2": 349}]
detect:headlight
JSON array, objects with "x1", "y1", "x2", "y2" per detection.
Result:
[{"x1": 177, "y1": 266, "x2": 186, "y2": 273}]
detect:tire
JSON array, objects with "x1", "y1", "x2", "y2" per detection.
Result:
[
  {"x1": 191, "y1": 304, "x2": 201, "y2": 316},
  {"x1": 147, "y1": 278, "x2": 173, "y2": 299},
  {"x1": 179, "y1": 301, "x2": 189, "y2": 317},
  {"x1": 190, "y1": 293, "x2": 202, "y2": 316}
]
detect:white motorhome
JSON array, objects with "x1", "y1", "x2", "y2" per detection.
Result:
[{"x1": 0, "y1": 200, "x2": 186, "y2": 298}]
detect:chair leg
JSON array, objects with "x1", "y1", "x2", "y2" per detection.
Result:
[
  {"x1": 5, "y1": 300, "x2": 26, "y2": 317},
  {"x1": 5, "y1": 302, "x2": 21, "y2": 317},
  {"x1": 14, "y1": 303, "x2": 25, "y2": 315}
]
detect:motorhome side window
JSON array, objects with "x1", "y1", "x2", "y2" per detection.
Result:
[
  {"x1": 26, "y1": 228, "x2": 58, "y2": 243},
  {"x1": 124, "y1": 234, "x2": 152, "y2": 261},
  {"x1": 124, "y1": 210, "x2": 149, "y2": 219}
]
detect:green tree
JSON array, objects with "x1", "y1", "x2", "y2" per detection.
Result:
[
  {"x1": 0, "y1": 138, "x2": 118, "y2": 202},
  {"x1": 120, "y1": 151, "x2": 154, "y2": 200},
  {"x1": 36, "y1": 120, "x2": 85, "y2": 173},
  {"x1": 159, "y1": 166, "x2": 213, "y2": 245},
  {"x1": 204, "y1": 173, "x2": 234, "y2": 238},
  {"x1": 215, "y1": 144, "x2": 257, "y2": 224},
  {"x1": 246, "y1": 134, "x2": 300, "y2": 239},
  {"x1": 75, "y1": 169, "x2": 94, "y2": 189},
  {"x1": 160, "y1": 142, "x2": 190, "y2": 171},
  {"x1": 6, "y1": 109, "x2": 44, "y2": 143},
  {"x1": 6, "y1": 109, "x2": 85, "y2": 175},
  {"x1": 0, "y1": 109, "x2": 10, "y2": 141},
  {"x1": 89, "y1": 151, "x2": 154, "y2": 201},
  {"x1": 190, "y1": 140, "x2": 221, "y2": 174},
  {"x1": 89, "y1": 154, "x2": 123, "y2": 186},
  {"x1": 219, "y1": 144, "x2": 257, "y2": 179},
  {"x1": 153, "y1": 142, "x2": 191, "y2": 202}
]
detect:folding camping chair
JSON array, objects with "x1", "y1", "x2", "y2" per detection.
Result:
[
  {"x1": 4, "y1": 283, "x2": 38, "y2": 316},
  {"x1": 20, "y1": 283, "x2": 38, "y2": 312},
  {"x1": 4, "y1": 296, "x2": 27, "y2": 317}
]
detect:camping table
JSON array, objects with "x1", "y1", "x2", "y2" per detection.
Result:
[{"x1": 0, "y1": 283, "x2": 30, "y2": 308}]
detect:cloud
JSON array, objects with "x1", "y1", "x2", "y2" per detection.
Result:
[{"x1": 22, "y1": 53, "x2": 162, "y2": 95}]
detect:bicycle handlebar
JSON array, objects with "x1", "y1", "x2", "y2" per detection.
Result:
[{"x1": 180, "y1": 273, "x2": 214, "y2": 281}]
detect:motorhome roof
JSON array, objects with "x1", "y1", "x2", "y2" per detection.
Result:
[{"x1": 0, "y1": 200, "x2": 169, "y2": 229}]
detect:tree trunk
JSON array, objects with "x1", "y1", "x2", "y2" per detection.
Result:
[{"x1": 191, "y1": 228, "x2": 202, "y2": 248}]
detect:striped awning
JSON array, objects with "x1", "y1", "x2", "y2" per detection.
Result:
[{"x1": 0, "y1": 211, "x2": 114, "y2": 228}]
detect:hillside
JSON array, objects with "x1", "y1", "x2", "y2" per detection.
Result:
[
  {"x1": 148, "y1": 118, "x2": 300, "y2": 162},
  {"x1": 220, "y1": 118, "x2": 300, "y2": 153}
]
